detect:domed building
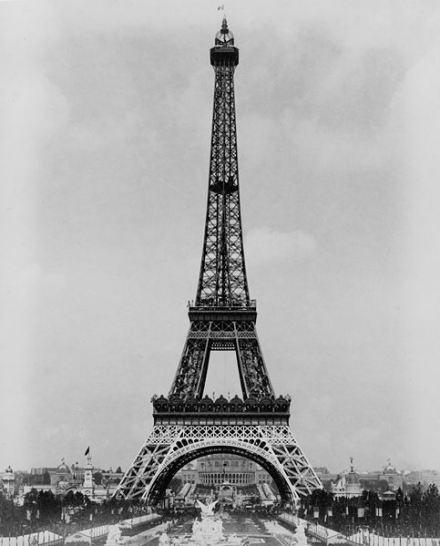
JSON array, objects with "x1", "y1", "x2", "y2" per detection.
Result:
[
  {"x1": 197, "y1": 454, "x2": 256, "y2": 486},
  {"x1": 380, "y1": 459, "x2": 403, "y2": 490},
  {"x1": 177, "y1": 454, "x2": 272, "y2": 487},
  {"x1": 49, "y1": 459, "x2": 73, "y2": 488},
  {"x1": 1, "y1": 466, "x2": 16, "y2": 498},
  {"x1": 332, "y1": 458, "x2": 363, "y2": 498}
]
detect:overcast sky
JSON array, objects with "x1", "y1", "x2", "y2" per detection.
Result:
[{"x1": 1, "y1": 0, "x2": 440, "y2": 476}]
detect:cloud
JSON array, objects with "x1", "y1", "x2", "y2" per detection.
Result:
[
  {"x1": 245, "y1": 227, "x2": 316, "y2": 268},
  {"x1": 2, "y1": 0, "x2": 440, "y2": 471},
  {"x1": 397, "y1": 46, "x2": 440, "y2": 465}
]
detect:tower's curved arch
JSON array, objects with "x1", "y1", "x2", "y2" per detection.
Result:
[
  {"x1": 145, "y1": 441, "x2": 295, "y2": 505},
  {"x1": 116, "y1": 424, "x2": 321, "y2": 503}
]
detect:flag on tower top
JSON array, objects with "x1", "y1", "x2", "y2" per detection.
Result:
[{"x1": 84, "y1": 446, "x2": 90, "y2": 456}]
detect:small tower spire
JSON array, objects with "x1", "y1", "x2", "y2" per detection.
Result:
[
  {"x1": 82, "y1": 448, "x2": 94, "y2": 496},
  {"x1": 214, "y1": 16, "x2": 235, "y2": 47}
]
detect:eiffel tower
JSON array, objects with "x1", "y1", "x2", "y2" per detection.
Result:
[{"x1": 115, "y1": 18, "x2": 322, "y2": 505}]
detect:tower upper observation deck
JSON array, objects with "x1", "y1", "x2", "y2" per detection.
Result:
[{"x1": 210, "y1": 17, "x2": 239, "y2": 68}]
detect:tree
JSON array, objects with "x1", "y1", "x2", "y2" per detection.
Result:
[
  {"x1": 422, "y1": 483, "x2": 440, "y2": 533},
  {"x1": 36, "y1": 490, "x2": 61, "y2": 522},
  {"x1": 0, "y1": 491, "x2": 21, "y2": 532},
  {"x1": 169, "y1": 477, "x2": 182, "y2": 493},
  {"x1": 73, "y1": 491, "x2": 85, "y2": 506},
  {"x1": 63, "y1": 490, "x2": 75, "y2": 507},
  {"x1": 396, "y1": 487, "x2": 404, "y2": 505},
  {"x1": 24, "y1": 488, "x2": 40, "y2": 508},
  {"x1": 408, "y1": 482, "x2": 423, "y2": 530}
]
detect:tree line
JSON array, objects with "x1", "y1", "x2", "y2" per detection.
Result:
[
  {"x1": 300, "y1": 484, "x2": 440, "y2": 537},
  {"x1": 0, "y1": 489, "x2": 140, "y2": 537}
]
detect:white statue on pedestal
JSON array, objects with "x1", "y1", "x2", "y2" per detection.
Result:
[
  {"x1": 195, "y1": 499, "x2": 218, "y2": 515},
  {"x1": 191, "y1": 499, "x2": 223, "y2": 545},
  {"x1": 293, "y1": 520, "x2": 308, "y2": 546}
]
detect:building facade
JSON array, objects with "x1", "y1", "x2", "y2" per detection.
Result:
[
  {"x1": 176, "y1": 454, "x2": 272, "y2": 487},
  {"x1": 379, "y1": 460, "x2": 403, "y2": 490},
  {"x1": 1, "y1": 466, "x2": 16, "y2": 498},
  {"x1": 24, "y1": 456, "x2": 123, "y2": 501},
  {"x1": 331, "y1": 459, "x2": 363, "y2": 498}
]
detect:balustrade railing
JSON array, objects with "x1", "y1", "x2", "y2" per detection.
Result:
[{"x1": 151, "y1": 394, "x2": 291, "y2": 414}]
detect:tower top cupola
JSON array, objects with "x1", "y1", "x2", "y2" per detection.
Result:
[
  {"x1": 211, "y1": 17, "x2": 238, "y2": 67},
  {"x1": 215, "y1": 17, "x2": 234, "y2": 46}
]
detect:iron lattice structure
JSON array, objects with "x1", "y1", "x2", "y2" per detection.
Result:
[
  {"x1": 117, "y1": 425, "x2": 320, "y2": 504},
  {"x1": 116, "y1": 19, "x2": 321, "y2": 505},
  {"x1": 196, "y1": 34, "x2": 248, "y2": 309}
]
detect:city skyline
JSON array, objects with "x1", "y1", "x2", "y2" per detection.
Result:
[
  {"x1": 1, "y1": 0, "x2": 440, "y2": 474},
  {"x1": 5, "y1": 451, "x2": 440, "y2": 479}
]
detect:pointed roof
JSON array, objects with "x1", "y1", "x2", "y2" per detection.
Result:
[
  {"x1": 57, "y1": 459, "x2": 71, "y2": 473},
  {"x1": 215, "y1": 17, "x2": 234, "y2": 46}
]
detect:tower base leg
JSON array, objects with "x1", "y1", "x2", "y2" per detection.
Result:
[{"x1": 115, "y1": 424, "x2": 321, "y2": 504}]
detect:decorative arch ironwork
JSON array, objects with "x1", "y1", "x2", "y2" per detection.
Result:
[
  {"x1": 115, "y1": 425, "x2": 320, "y2": 505},
  {"x1": 146, "y1": 442, "x2": 293, "y2": 504}
]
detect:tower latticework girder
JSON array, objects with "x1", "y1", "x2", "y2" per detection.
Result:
[{"x1": 115, "y1": 18, "x2": 322, "y2": 505}]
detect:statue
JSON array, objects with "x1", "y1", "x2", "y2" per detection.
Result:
[
  {"x1": 293, "y1": 520, "x2": 308, "y2": 546},
  {"x1": 190, "y1": 499, "x2": 223, "y2": 544},
  {"x1": 191, "y1": 517, "x2": 223, "y2": 545},
  {"x1": 195, "y1": 499, "x2": 218, "y2": 516}
]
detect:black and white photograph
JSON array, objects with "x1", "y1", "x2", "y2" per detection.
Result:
[{"x1": 1, "y1": 1, "x2": 440, "y2": 544}]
